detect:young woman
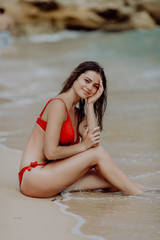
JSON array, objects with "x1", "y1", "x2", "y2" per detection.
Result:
[{"x1": 19, "y1": 61, "x2": 144, "y2": 198}]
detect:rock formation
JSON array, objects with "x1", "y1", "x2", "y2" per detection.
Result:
[{"x1": 0, "y1": 0, "x2": 160, "y2": 35}]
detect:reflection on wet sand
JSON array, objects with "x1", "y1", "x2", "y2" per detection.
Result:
[{"x1": 61, "y1": 191, "x2": 160, "y2": 240}]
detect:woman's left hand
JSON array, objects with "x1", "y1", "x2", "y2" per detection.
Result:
[{"x1": 87, "y1": 79, "x2": 104, "y2": 104}]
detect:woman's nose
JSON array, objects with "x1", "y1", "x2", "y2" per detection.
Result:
[{"x1": 87, "y1": 83, "x2": 92, "y2": 91}]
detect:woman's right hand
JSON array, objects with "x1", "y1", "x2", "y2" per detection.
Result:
[{"x1": 81, "y1": 127, "x2": 100, "y2": 149}]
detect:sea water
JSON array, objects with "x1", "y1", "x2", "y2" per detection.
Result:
[{"x1": 0, "y1": 28, "x2": 160, "y2": 240}]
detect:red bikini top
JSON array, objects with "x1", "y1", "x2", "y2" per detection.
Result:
[{"x1": 36, "y1": 98, "x2": 80, "y2": 145}]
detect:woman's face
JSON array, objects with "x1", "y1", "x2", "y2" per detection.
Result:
[{"x1": 73, "y1": 70, "x2": 101, "y2": 99}]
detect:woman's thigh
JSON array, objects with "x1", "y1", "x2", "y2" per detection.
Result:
[{"x1": 21, "y1": 147, "x2": 101, "y2": 198}]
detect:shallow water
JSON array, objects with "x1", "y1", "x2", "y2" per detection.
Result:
[
  {"x1": 59, "y1": 190, "x2": 160, "y2": 240},
  {"x1": 0, "y1": 29, "x2": 160, "y2": 240}
]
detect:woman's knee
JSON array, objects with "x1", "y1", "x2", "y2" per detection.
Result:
[
  {"x1": 93, "y1": 146, "x2": 108, "y2": 157},
  {"x1": 86, "y1": 146, "x2": 107, "y2": 164},
  {"x1": 91, "y1": 146, "x2": 112, "y2": 166}
]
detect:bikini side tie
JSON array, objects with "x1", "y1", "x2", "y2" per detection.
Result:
[{"x1": 27, "y1": 161, "x2": 38, "y2": 171}]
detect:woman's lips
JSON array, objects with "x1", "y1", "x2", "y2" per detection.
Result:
[{"x1": 82, "y1": 88, "x2": 90, "y2": 95}]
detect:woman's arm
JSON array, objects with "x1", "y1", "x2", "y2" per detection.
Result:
[
  {"x1": 86, "y1": 79, "x2": 104, "y2": 132},
  {"x1": 79, "y1": 80, "x2": 104, "y2": 146},
  {"x1": 86, "y1": 103, "x2": 98, "y2": 131},
  {"x1": 44, "y1": 100, "x2": 99, "y2": 160}
]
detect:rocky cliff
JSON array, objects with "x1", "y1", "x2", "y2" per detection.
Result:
[{"x1": 1, "y1": 0, "x2": 160, "y2": 35}]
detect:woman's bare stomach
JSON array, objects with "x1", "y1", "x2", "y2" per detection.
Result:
[{"x1": 19, "y1": 125, "x2": 48, "y2": 170}]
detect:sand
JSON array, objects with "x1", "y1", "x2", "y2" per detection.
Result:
[{"x1": 0, "y1": 145, "x2": 84, "y2": 240}]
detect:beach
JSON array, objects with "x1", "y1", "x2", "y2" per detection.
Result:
[
  {"x1": 0, "y1": 29, "x2": 160, "y2": 240},
  {"x1": 0, "y1": 145, "x2": 85, "y2": 240}
]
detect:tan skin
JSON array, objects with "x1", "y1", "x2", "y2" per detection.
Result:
[{"x1": 20, "y1": 70, "x2": 144, "y2": 198}]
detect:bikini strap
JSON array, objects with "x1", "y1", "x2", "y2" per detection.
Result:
[{"x1": 39, "y1": 98, "x2": 69, "y2": 117}]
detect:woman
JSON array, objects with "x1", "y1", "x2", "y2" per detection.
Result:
[{"x1": 19, "y1": 61, "x2": 144, "y2": 198}]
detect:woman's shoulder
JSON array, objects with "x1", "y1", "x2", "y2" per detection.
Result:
[
  {"x1": 47, "y1": 97, "x2": 68, "y2": 119},
  {"x1": 48, "y1": 97, "x2": 66, "y2": 110}
]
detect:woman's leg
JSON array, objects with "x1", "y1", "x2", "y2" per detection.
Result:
[
  {"x1": 68, "y1": 170, "x2": 145, "y2": 193},
  {"x1": 21, "y1": 146, "x2": 143, "y2": 198},
  {"x1": 67, "y1": 168, "x2": 118, "y2": 192}
]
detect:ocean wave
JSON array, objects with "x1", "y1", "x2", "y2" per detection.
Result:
[
  {"x1": 133, "y1": 170, "x2": 160, "y2": 179},
  {"x1": 19, "y1": 30, "x2": 83, "y2": 43}
]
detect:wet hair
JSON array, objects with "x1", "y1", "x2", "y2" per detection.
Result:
[
  {"x1": 0, "y1": 8, "x2": 5, "y2": 14},
  {"x1": 60, "y1": 61, "x2": 107, "y2": 131}
]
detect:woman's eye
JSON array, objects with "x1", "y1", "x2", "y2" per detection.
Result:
[
  {"x1": 85, "y1": 79, "x2": 89, "y2": 83},
  {"x1": 94, "y1": 85, "x2": 99, "y2": 89}
]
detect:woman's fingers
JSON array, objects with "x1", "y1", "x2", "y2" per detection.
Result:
[
  {"x1": 91, "y1": 130, "x2": 100, "y2": 143},
  {"x1": 92, "y1": 128, "x2": 100, "y2": 139},
  {"x1": 93, "y1": 131, "x2": 100, "y2": 137},
  {"x1": 93, "y1": 134, "x2": 100, "y2": 139},
  {"x1": 93, "y1": 136, "x2": 100, "y2": 142},
  {"x1": 93, "y1": 139, "x2": 100, "y2": 144},
  {"x1": 82, "y1": 126, "x2": 100, "y2": 148},
  {"x1": 83, "y1": 127, "x2": 89, "y2": 136},
  {"x1": 92, "y1": 127, "x2": 100, "y2": 134}
]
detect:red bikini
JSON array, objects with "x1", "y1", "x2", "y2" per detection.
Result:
[
  {"x1": 36, "y1": 98, "x2": 80, "y2": 145},
  {"x1": 18, "y1": 161, "x2": 46, "y2": 187},
  {"x1": 19, "y1": 98, "x2": 80, "y2": 188}
]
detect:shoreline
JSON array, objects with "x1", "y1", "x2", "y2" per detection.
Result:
[{"x1": 0, "y1": 144, "x2": 88, "y2": 240}]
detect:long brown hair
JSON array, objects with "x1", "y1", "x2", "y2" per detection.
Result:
[{"x1": 60, "y1": 61, "x2": 107, "y2": 131}]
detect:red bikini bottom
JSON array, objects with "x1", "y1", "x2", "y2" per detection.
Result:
[{"x1": 18, "y1": 161, "x2": 46, "y2": 188}]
